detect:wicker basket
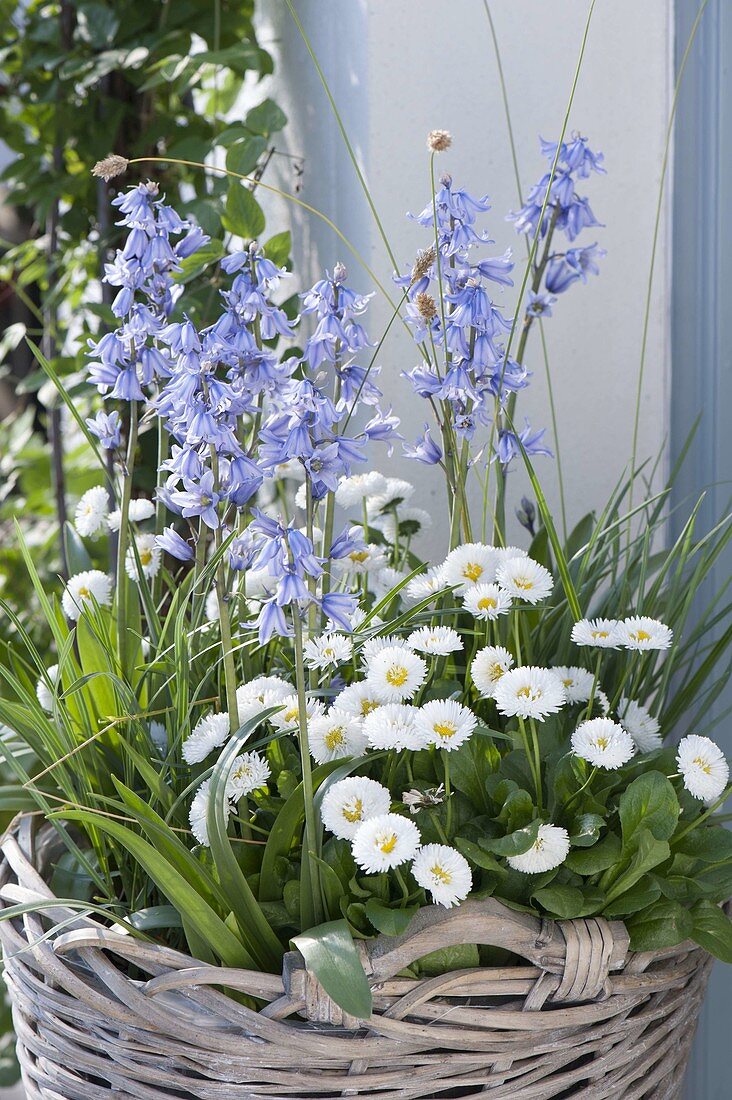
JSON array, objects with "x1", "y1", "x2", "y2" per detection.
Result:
[{"x1": 0, "y1": 819, "x2": 713, "y2": 1100}]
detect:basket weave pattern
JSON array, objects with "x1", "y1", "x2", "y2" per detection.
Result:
[{"x1": 0, "y1": 821, "x2": 712, "y2": 1100}]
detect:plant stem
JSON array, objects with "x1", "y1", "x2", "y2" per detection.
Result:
[
  {"x1": 115, "y1": 401, "x2": 139, "y2": 670},
  {"x1": 292, "y1": 610, "x2": 323, "y2": 924},
  {"x1": 442, "y1": 749, "x2": 453, "y2": 837}
]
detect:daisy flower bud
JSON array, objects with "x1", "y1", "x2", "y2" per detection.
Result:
[
  {"x1": 363, "y1": 703, "x2": 427, "y2": 751},
  {"x1": 351, "y1": 812, "x2": 421, "y2": 873},
  {"x1": 496, "y1": 556, "x2": 553, "y2": 605},
  {"x1": 36, "y1": 664, "x2": 59, "y2": 712},
  {"x1": 494, "y1": 667, "x2": 565, "y2": 720},
  {"x1": 321, "y1": 777, "x2": 391, "y2": 839},
  {"x1": 61, "y1": 570, "x2": 113, "y2": 621},
  {"x1": 462, "y1": 582, "x2": 512, "y2": 621},
  {"x1": 442, "y1": 543, "x2": 498, "y2": 591},
  {"x1": 616, "y1": 616, "x2": 673, "y2": 651},
  {"x1": 366, "y1": 646, "x2": 427, "y2": 703},
  {"x1": 570, "y1": 618, "x2": 621, "y2": 649},
  {"x1": 412, "y1": 844, "x2": 472, "y2": 908},
  {"x1": 309, "y1": 709, "x2": 368, "y2": 764},
  {"x1": 415, "y1": 699, "x2": 477, "y2": 751},
  {"x1": 74, "y1": 486, "x2": 109, "y2": 539},
  {"x1": 470, "y1": 645, "x2": 514, "y2": 698},
  {"x1": 183, "y1": 712, "x2": 230, "y2": 764},
  {"x1": 303, "y1": 632, "x2": 353, "y2": 670},
  {"x1": 676, "y1": 734, "x2": 729, "y2": 802},
  {"x1": 552, "y1": 666, "x2": 597, "y2": 704},
  {"x1": 507, "y1": 824, "x2": 570, "y2": 873},
  {"x1": 427, "y1": 129, "x2": 452, "y2": 153},
  {"x1": 571, "y1": 717, "x2": 635, "y2": 769},
  {"x1": 407, "y1": 625, "x2": 463, "y2": 656},
  {"x1": 617, "y1": 698, "x2": 662, "y2": 752}
]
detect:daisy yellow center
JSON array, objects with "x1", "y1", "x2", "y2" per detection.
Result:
[
  {"x1": 513, "y1": 576, "x2": 533, "y2": 590},
  {"x1": 342, "y1": 798, "x2": 364, "y2": 823},
  {"x1": 562, "y1": 678, "x2": 574, "y2": 687},
  {"x1": 78, "y1": 586, "x2": 90, "y2": 599},
  {"x1": 361, "y1": 699, "x2": 380, "y2": 716},
  {"x1": 324, "y1": 726, "x2": 346, "y2": 750},
  {"x1": 434, "y1": 721, "x2": 457, "y2": 740},
  {"x1": 386, "y1": 665, "x2": 408, "y2": 687},
  {"x1": 284, "y1": 706, "x2": 298, "y2": 723},
  {"x1": 350, "y1": 550, "x2": 370, "y2": 564},
  {"x1": 517, "y1": 686, "x2": 534, "y2": 698},
  {"x1": 595, "y1": 736, "x2": 609, "y2": 750},
  {"x1": 692, "y1": 755, "x2": 712, "y2": 774},
  {"x1": 140, "y1": 548, "x2": 153, "y2": 566},
  {"x1": 491, "y1": 663, "x2": 506, "y2": 680},
  {"x1": 83, "y1": 504, "x2": 93, "y2": 515},
  {"x1": 464, "y1": 562, "x2": 483, "y2": 582},
  {"x1": 232, "y1": 765, "x2": 252, "y2": 782},
  {"x1": 632, "y1": 629, "x2": 652, "y2": 642},
  {"x1": 378, "y1": 832, "x2": 398, "y2": 854},
  {"x1": 323, "y1": 647, "x2": 335, "y2": 658},
  {"x1": 592, "y1": 630, "x2": 609, "y2": 639},
  {"x1": 478, "y1": 596, "x2": 497, "y2": 610},
  {"x1": 430, "y1": 863, "x2": 452, "y2": 885}
]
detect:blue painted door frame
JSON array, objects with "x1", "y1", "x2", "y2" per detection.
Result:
[{"x1": 673, "y1": 2, "x2": 732, "y2": 1096}]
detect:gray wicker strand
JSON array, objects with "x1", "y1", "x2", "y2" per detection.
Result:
[{"x1": 0, "y1": 821, "x2": 713, "y2": 1100}]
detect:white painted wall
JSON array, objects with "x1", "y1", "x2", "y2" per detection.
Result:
[{"x1": 257, "y1": 0, "x2": 672, "y2": 554}]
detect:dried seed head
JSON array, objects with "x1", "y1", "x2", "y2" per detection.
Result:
[
  {"x1": 91, "y1": 154, "x2": 130, "y2": 182},
  {"x1": 410, "y1": 245, "x2": 435, "y2": 286},
  {"x1": 415, "y1": 292, "x2": 438, "y2": 323},
  {"x1": 427, "y1": 129, "x2": 452, "y2": 153}
]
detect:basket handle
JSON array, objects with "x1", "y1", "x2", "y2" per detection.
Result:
[{"x1": 284, "y1": 897, "x2": 629, "y2": 1024}]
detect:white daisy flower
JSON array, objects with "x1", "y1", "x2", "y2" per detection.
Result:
[
  {"x1": 411, "y1": 844, "x2": 472, "y2": 908},
  {"x1": 471, "y1": 645, "x2": 514, "y2": 697},
  {"x1": 303, "y1": 632, "x2": 353, "y2": 671},
  {"x1": 333, "y1": 543, "x2": 388, "y2": 576},
  {"x1": 309, "y1": 708, "x2": 368, "y2": 764},
  {"x1": 61, "y1": 570, "x2": 113, "y2": 621},
  {"x1": 74, "y1": 486, "x2": 109, "y2": 539},
  {"x1": 243, "y1": 569, "x2": 276, "y2": 600},
  {"x1": 351, "y1": 812, "x2": 421, "y2": 872},
  {"x1": 552, "y1": 666, "x2": 597, "y2": 704},
  {"x1": 293, "y1": 482, "x2": 308, "y2": 511},
  {"x1": 366, "y1": 646, "x2": 427, "y2": 702},
  {"x1": 415, "y1": 699, "x2": 477, "y2": 751},
  {"x1": 367, "y1": 477, "x2": 415, "y2": 516},
  {"x1": 269, "y1": 694, "x2": 325, "y2": 732},
  {"x1": 441, "y1": 543, "x2": 498, "y2": 591},
  {"x1": 321, "y1": 776, "x2": 392, "y2": 839},
  {"x1": 369, "y1": 566, "x2": 408, "y2": 600},
  {"x1": 333, "y1": 681, "x2": 382, "y2": 720},
  {"x1": 462, "y1": 582, "x2": 512, "y2": 621},
  {"x1": 125, "y1": 532, "x2": 162, "y2": 581},
  {"x1": 618, "y1": 697, "x2": 662, "y2": 752},
  {"x1": 226, "y1": 750, "x2": 271, "y2": 800},
  {"x1": 493, "y1": 545, "x2": 530, "y2": 567},
  {"x1": 236, "y1": 676, "x2": 292, "y2": 724},
  {"x1": 596, "y1": 689, "x2": 611, "y2": 716},
  {"x1": 108, "y1": 498, "x2": 155, "y2": 531},
  {"x1": 496, "y1": 556, "x2": 553, "y2": 605},
  {"x1": 183, "y1": 712, "x2": 230, "y2": 764},
  {"x1": 363, "y1": 703, "x2": 427, "y2": 750},
  {"x1": 335, "y1": 472, "x2": 389, "y2": 508},
  {"x1": 362, "y1": 634, "x2": 414, "y2": 665},
  {"x1": 407, "y1": 626, "x2": 463, "y2": 656},
  {"x1": 571, "y1": 717, "x2": 635, "y2": 769},
  {"x1": 507, "y1": 824, "x2": 570, "y2": 873},
  {"x1": 348, "y1": 608, "x2": 382, "y2": 633},
  {"x1": 369, "y1": 507, "x2": 432, "y2": 544},
  {"x1": 189, "y1": 779, "x2": 217, "y2": 846},
  {"x1": 616, "y1": 616, "x2": 673, "y2": 651},
  {"x1": 403, "y1": 565, "x2": 447, "y2": 606},
  {"x1": 494, "y1": 667, "x2": 565, "y2": 720},
  {"x1": 571, "y1": 618, "x2": 621, "y2": 649},
  {"x1": 274, "y1": 458, "x2": 306, "y2": 482},
  {"x1": 36, "y1": 664, "x2": 59, "y2": 711},
  {"x1": 677, "y1": 734, "x2": 729, "y2": 803}
]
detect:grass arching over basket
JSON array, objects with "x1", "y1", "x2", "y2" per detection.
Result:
[{"x1": 1, "y1": 1, "x2": 732, "y2": 1019}]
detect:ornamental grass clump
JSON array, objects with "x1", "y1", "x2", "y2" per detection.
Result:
[{"x1": 2, "y1": 131, "x2": 732, "y2": 1010}]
